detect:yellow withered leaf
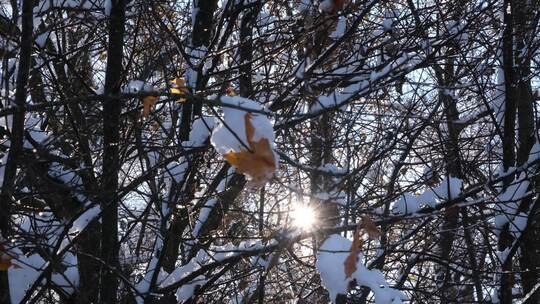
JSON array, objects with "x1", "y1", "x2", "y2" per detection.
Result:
[
  {"x1": 223, "y1": 114, "x2": 276, "y2": 186},
  {"x1": 142, "y1": 95, "x2": 158, "y2": 118},
  {"x1": 170, "y1": 77, "x2": 189, "y2": 103}
]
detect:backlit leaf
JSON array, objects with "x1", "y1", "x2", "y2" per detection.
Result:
[
  {"x1": 223, "y1": 114, "x2": 276, "y2": 187},
  {"x1": 343, "y1": 216, "x2": 380, "y2": 278},
  {"x1": 344, "y1": 225, "x2": 363, "y2": 278}
]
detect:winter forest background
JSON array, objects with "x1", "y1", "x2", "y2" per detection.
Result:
[{"x1": 0, "y1": 0, "x2": 539, "y2": 303}]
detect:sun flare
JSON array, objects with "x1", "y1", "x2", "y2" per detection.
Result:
[{"x1": 291, "y1": 204, "x2": 317, "y2": 230}]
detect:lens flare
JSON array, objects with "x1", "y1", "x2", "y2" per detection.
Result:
[{"x1": 291, "y1": 204, "x2": 317, "y2": 230}]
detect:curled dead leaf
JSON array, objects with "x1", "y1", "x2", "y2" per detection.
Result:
[
  {"x1": 223, "y1": 114, "x2": 276, "y2": 187},
  {"x1": 343, "y1": 216, "x2": 381, "y2": 278},
  {"x1": 344, "y1": 225, "x2": 363, "y2": 278}
]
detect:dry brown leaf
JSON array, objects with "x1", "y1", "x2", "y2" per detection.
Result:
[
  {"x1": 332, "y1": 0, "x2": 345, "y2": 11},
  {"x1": 150, "y1": 121, "x2": 161, "y2": 131},
  {"x1": 343, "y1": 216, "x2": 380, "y2": 278},
  {"x1": 444, "y1": 206, "x2": 460, "y2": 218},
  {"x1": 0, "y1": 258, "x2": 21, "y2": 271},
  {"x1": 324, "y1": 0, "x2": 346, "y2": 13},
  {"x1": 170, "y1": 77, "x2": 189, "y2": 103},
  {"x1": 226, "y1": 87, "x2": 236, "y2": 96},
  {"x1": 237, "y1": 279, "x2": 249, "y2": 291},
  {"x1": 223, "y1": 114, "x2": 276, "y2": 186},
  {"x1": 0, "y1": 258, "x2": 11, "y2": 271},
  {"x1": 360, "y1": 215, "x2": 381, "y2": 240},
  {"x1": 142, "y1": 95, "x2": 158, "y2": 118},
  {"x1": 0, "y1": 261, "x2": 12, "y2": 271},
  {"x1": 98, "y1": 52, "x2": 107, "y2": 61},
  {"x1": 344, "y1": 225, "x2": 363, "y2": 278},
  {"x1": 0, "y1": 244, "x2": 19, "y2": 271}
]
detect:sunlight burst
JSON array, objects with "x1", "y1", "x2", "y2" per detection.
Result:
[{"x1": 291, "y1": 204, "x2": 317, "y2": 230}]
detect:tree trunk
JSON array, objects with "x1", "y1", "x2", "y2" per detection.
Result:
[
  {"x1": 0, "y1": 0, "x2": 33, "y2": 302},
  {"x1": 179, "y1": 0, "x2": 218, "y2": 140},
  {"x1": 513, "y1": 0, "x2": 539, "y2": 301},
  {"x1": 239, "y1": 3, "x2": 261, "y2": 98},
  {"x1": 101, "y1": 1, "x2": 127, "y2": 303},
  {"x1": 436, "y1": 51, "x2": 463, "y2": 303},
  {"x1": 499, "y1": 0, "x2": 517, "y2": 302}
]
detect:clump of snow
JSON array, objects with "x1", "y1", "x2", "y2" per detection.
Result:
[
  {"x1": 310, "y1": 80, "x2": 370, "y2": 113},
  {"x1": 191, "y1": 5, "x2": 200, "y2": 32},
  {"x1": 210, "y1": 239, "x2": 272, "y2": 262},
  {"x1": 319, "y1": 0, "x2": 334, "y2": 12},
  {"x1": 135, "y1": 238, "x2": 163, "y2": 303},
  {"x1": 24, "y1": 114, "x2": 50, "y2": 149},
  {"x1": 186, "y1": 46, "x2": 208, "y2": 88},
  {"x1": 391, "y1": 193, "x2": 422, "y2": 215},
  {"x1": 166, "y1": 161, "x2": 188, "y2": 184},
  {"x1": 104, "y1": 0, "x2": 112, "y2": 15},
  {"x1": 493, "y1": 172, "x2": 529, "y2": 231},
  {"x1": 491, "y1": 59, "x2": 505, "y2": 128},
  {"x1": 48, "y1": 162, "x2": 82, "y2": 189},
  {"x1": 382, "y1": 18, "x2": 393, "y2": 30},
  {"x1": 250, "y1": 256, "x2": 269, "y2": 269},
  {"x1": 159, "y1": 239, "x2": 276, "y2": 292},
  {"x1": 431, "y1": 176, "x2": 462, "y2": 200},
  {"x1": 527, "y1": 141, "x2": 540, "y2": 173},
  {"x1": 319, "y1": 163, "x2": 347, "y2": 175},
  {"x1": 316, "y1": 235, "x2": 355, "y2": 300},
  {"x1": 9, "y1": 249, "x2": 79, "y2": 303},
  {"x1": 316, "y1": 234, "x2": 406, "y2": 303},
  {"x1": 298, "y1": 0, "x2": 311, "y2": 12},
  {"x1": 330, "y1": 17, "x2": 346, "y2": 40},
  {"x1": 176, "y1": 275, "x2": 206, "y2": 302},
  {"x1": 295, "y1": 59, "x2": 307, "y2": 79},
  {"x1": 191, "y1": 198, "x2": 217, "y2": 238},
  {"x1": 0, "y1": 151, "x2": 8, "y2": 186},
  {"x1": 69, "y1": 204, "x2": 101, "y2": 236},
  {"x1": 182, "y1": 117, "x2": 216, "y2": 148},
  {"x1": 158, "y1": 250, "x2": 208, "y2": 302},
  {"x1": 391, "y1": 177, "x2": 463, "y2": 215},
  {"x1": 35, "y1": 32, "x2": 49, "y2": 48},
  {"x1": 382, "y1": 8, "x2": 397, "y2": 31},
  {"x1": 191, "y1": 170, "x2": 230, "y2": 239},
  {"x1": 509, "y1": 212, "x2": 528, "y2": 235},
  {"x1": 9, "y1": 252, "x2": 44, "y2": 303},
  {"x1": 123, "y1": 80, "x2": 155, "y2": 93}
]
